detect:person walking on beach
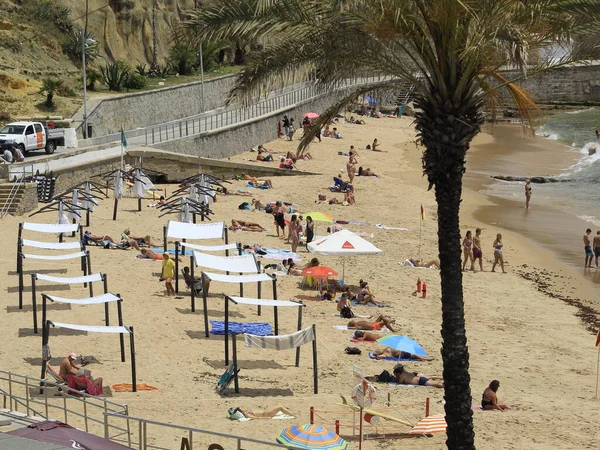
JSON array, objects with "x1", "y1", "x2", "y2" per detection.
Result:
[
  {"x1": 491, "y1": 233, "x2": 506, "y2": 274},
  {"x1": 161, "y1": 252, "x2": 176, "y2": 296},
  {"x1": 473, "y1": 228, "x2": 484, "y2": 272},
  {"x1": 525, "y1": 179, "x2": 532, "y2": 209},
  {"x1": 282, "y1": 115, "x2": 290, "y2": 137},
  {"x1": 462, "y1": 230, "x2": 474, "y2": 272},
  {"x1": 593, "y1": 231, "x2": 600, "y2": 268},
  {"x1": 584, "y1": 228, "x2": 593, "y2": 268}
]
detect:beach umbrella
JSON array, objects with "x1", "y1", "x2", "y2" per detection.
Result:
[
  {"x1": 302, "y1": 265, "x2": 338, "y2": 277},
  {"x1": 303, "y1": 212, "x2": 334, "y2": 223},
  {"x1": 277, "y1": 424, "x2": 348, "y2": 450},
  {"x1": 68, "y1": 189, "x2": 81, "y2": 222},
  {"x1": 365, "y1": 95, "x2": 378, "y2": 104},
  {"x1": 409, "y1": 414, "x2": 447, "y2": 435},
  {"x1": 303, "y1": 112, "x2": 320, "y2": 119},
  {"x1": 376, "y1": 335, "x2": 429, "y2": 357},
  {"x1": 7, "y1": 420, "x2": 130, "y2": 449},
  {"x1": 307, "y1": 229, "x2": 382, "y2": 281}
]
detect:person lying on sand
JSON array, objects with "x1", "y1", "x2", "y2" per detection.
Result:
[
  {"x1": 220, "y1": 187, "x2": 252, "y2": 197},
  {"x1": 352, "y1": 330, "x2": 382, "y2": 341},
  {"x1": 122, "y1": 229, "x2": 154, "y2": 247},
  {"x1": 139, "y1": 248, "x2": 182, "y2": 261},
  {"x1": 481, "y1": 380, "x2": 511, "y2": 411},
  {"x1": 228, "y1": 406, "x2": 294, "y2": 420},
  {"x1": 83, "y1": 231, "x2": 116, "y2": 245},
  {"x1": 243, "y1": 175, "x2": 273, "y2": 188},
  {"x1": 283, "y1": 258, "x2": 303, "y2": 276},
  {"x1": 348, "y1": 315, "x2": 396, "y2": 332},
  {"x1": 358, "y1": 167, "x2": 378, "y2": 177},
  {"x1": 230, "y1": 219, "x2": 266, "y2": 232},
  {"x1": 409, "y1": 258, "x2": 440, "y2": 269},
  {"x1": 393, "y1": 364, "x2": 443, "y2": 388},
  {"x1": 372, "y1": 347, "x2": 433, "y2": 361}
]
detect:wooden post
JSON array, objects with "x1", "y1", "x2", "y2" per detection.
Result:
[
  {"x1": 86, "y1": 210, "x2": 90, "y2": 227},
  {"x1": 256, "y1": 280, "x2": 261, "y2": 316},
  {"x1": 40, "y1": 321, "x2": 49, "y2": 394},
  {"x1": 112, "y1": 198, "x2": 118, "y2": 221},
  {"x1": 190, "y1": 255, "x2": 196, "y2": 311},
  {"x1": 174, "y1": 242, "x2": 180, "y2": 293},
  {"x1": 202, "y1": 273, "x2": 209, "y2": 337},
  {"x1": 31, "y1": 274, "x2": 38, "y2": 334},
  {"x1": 312, "y1": 324, "x2": 318, "y2": 394},
  {"x1": 310, "y1": 407, "x2": 314, "y2": 424},
  {"x1": 225, "y1": 296, "x2": 230, "y2": 365},
  {"x1": 17, "y1": 223, "x2": 22, "y2": 272},
  {"x1": 138, "y1": 198, "x2": 142, "y2": 212},
  {"x1": 163, "y1": 226, "x2": 167, "y2": 253},
  {"x1": 71, "y1": 218, "x2": 76, "y2": 237},
  {"x1": 273, "y1": 306, "x2": 278, "y2": 335},
  {"x1": 129, "y1": 326, "x2": 137, "y2": 392},
  {"x1": 336, "y1": 420, "x2": 340, "y2": 435},
  {"x1": 117, "y1": 296, "x2": 125, "y2": 362},
  {"x1": 295, "y1": 305, "x2": 303, "y2": 367},
  {"x1": 232, "y1": 332, "x2": 239, "y2": 393},
  {"x1": 41, "y1": 295, "x2": 48, "y2": 336},
  {"x1": 18, "y1": 255, "x2": 24, "y2": 310},
  {"x1": 425, "y1": 397, "x2": 430, "y2": 417}
]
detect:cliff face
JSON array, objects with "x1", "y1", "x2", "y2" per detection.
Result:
[{"x1": 60, "y1": 0, "x2": 197, "y2": 65}]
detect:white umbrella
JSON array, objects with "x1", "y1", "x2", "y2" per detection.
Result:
[
  {"x1": 114, "y1": 171, "x2": 123, "y2": 199},
  {"x1": 134, "y1": 169, "x2": 154, "y2": 199},
  {"x1": 189, "y1": 184, "x2": 198, "y2": 202},
  {"x1": 307, "y1": 229, "x2": 382, "y2": 281},
  {"x1": 69, "y1": 190, "x2": 80, "y2": 223},
  {"x1": 82, "y1": 182, "x2": 98, "y2": 212},
  {"x1": 56, "y1": 201, "x2": 70, "y2": 225},
  {"x1": 199, "y1": 174, "x2": 215, "y2": 205},
  {"x1": 179, "y1": 200, "x2": 191, "y2": 223}
]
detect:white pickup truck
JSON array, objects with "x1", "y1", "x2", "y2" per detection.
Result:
[{"x1": 0, "y1": 121, "x2": 65, "y2": 155}]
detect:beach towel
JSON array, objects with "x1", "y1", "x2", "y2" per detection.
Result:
[
  {"x1": 230, "y1": 411, "x2": 296, "y2": 422},
  {"x1": 375, "y1": 224, "x2": 408, "y2": 231},
  {"x1": 388, "y1": 383, "x2": 429, "y2": 387},
  {"x1": 152, "y1": 247, "x2": 193, "y2": 256},
  {"x1": 210, "y1": 321, "x2": 273, "y2": 336},
  {"x1": 350, "y1": 300, "x2": 390, "y2": 308},
  {"x1": 112, "y1": 383, "x2": 158, "y2": 392},
  {"x1": 246, "y1": 183, "x2": 271, "y2": 189},
  {"x1": 399, "y1": 260, "x2": 436, "y2": 269},
  {"x1": 333, "y1": 325, "x2": 390, "y2": 332},
  {"x1": 256, "y1": 248, "x2": 302, "y2": 261},
  {"x1": 368, "y1": 352, "x2": 418, "y2": 362}
]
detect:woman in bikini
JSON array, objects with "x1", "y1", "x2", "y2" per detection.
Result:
[
  {"x1": 357, "y1": 281, "x2": 382, "y2": 306},
  {"x1": 491, "y1": 233, "x2": 506, "y2": 273},
  {"x1": 348, "y1": 314, "x2": 396, "y2": 332},
  {"x1": 346, "y1": 155, "x2": 356, "y2": 183},
  {"x1": 289, "y1": 214, "x2": 300, "y2": 252},
  {"x1": 228, "y1": 406, "x2": 294, "y2": 420},
  {"x1": 230, "y1": 219, "x2": 266, "y2": 232},
  {"x1": 462, "y1": 230, "x2": 474, "y2": 272}
]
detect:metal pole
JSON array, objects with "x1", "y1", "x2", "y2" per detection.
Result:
[
  {"x1": 129, "y1": 327, "x2": 137, "y2": 392},
  {"x1": 200, "y1": 42, "x2": 205, "y2": 113},
  {"x1": 31, "y1": 274, "x2": 38, "y2": 334},
  {"x1": 82, "y1": 29, "x2": 88, "y2": 140}
]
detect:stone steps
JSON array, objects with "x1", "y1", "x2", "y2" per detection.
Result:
[{"x1": 0, "y1": 184, "x2": 25, "y2": 216}]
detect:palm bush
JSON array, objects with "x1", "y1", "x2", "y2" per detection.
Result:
[
  {"x1": 62, "y1": 28, "x2": 99, "y2": 67},
  {"x1": 180, "y1": 1, "x2": 600, "y2": 448},
  {"x1": 169, "y1": 42, "x2": 198, "y2": 75},
  {"x1": 39, "y1": 78, "x2": 63, "y2": 107},
  {"x1": 85, "y1": 69, "x2": 102, "y2": 91},
  {"x1": 135, "y1": 63, "x2": 148, "y2": 77},
  {"x1": 100, "y1": 61, "x2": 131, "y2": 92}
]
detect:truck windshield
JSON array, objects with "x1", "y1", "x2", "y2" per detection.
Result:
[{"x1": 0, "y1": 125, "x2": 25, "y2": 134}]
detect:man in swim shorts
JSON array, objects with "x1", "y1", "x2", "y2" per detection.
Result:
[
  {"x1": 348, "y1": 315, "x2": 397, "y2": 332},
  {"x1": 392, "y1": 364, "x2": 443, "y2": 388},
  {"x1": 473, "y1": 228, "x2": 483, "y2": 272},
  {"x1": 584, "y1": 228, "x2": 593, "y2": 268},
  {"x1": 593, "y1": 231, "x2": 600, "y2": 268},
  {"x1": 272, "y1": 201, "x2": 286, "y2": 238}
]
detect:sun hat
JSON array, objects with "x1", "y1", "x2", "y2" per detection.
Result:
[{"x1": 69, "y1": 352, "x2": 78, "y2": 360}]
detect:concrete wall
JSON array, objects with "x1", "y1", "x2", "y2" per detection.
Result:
[
  {"x1": 498, "y1": 64, "x2": 600, "y2": 103},
  {"x1": 16, "y1": 183, "x2": 39, "y2": 216},
  {"x1": 76, "y1": 74, "x2": 238, "y2": 138},
  {"x1": 152, "y1": 89, "x2": 353, "y2": 159}
]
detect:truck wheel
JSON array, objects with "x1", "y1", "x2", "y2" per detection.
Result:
[
  {"x1": 45, "y1": 140, "x2": 56, "y2": 154},
  {"x1": 18, "y1": 144, "x2": 27, "y2": 156}
]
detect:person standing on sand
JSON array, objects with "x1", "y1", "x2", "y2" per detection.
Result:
[
  {"x1": 473, "y1": 228, "x2": 484, "y2": 272},
  {"x1": 462, "y1": 230, "x2": 474, "y2": 272},
  {"x1": 272, "y1": 201, "x2": 286, "y2": 239},
  {"x1": 491, "y1": 233, "x2": 506, "y2": 274},
  {"x1": 593, "y1": 231, "x2": 600, "y2": 268},
  {"x1": 161, "y1": 253, "x2": 175, "y2": 296},
  {"x1": 525, "y1": 179, "x2": 532, "y2": 209},
  {"x1": 282, "y1": 115, "x2": 290, "y2": 137},
  {"x1": 584, "y1": 228, "x2": 593, "y2": 268}
]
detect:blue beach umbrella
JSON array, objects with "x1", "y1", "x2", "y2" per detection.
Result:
[
  {"x1": 364, "y1": 95, "x2": 378, "y2": 104},
  {"x1": 277, "y1": 424, "x2": 348, "y2": 450},
  {"x1": 376, "y1": 335, "x2": 428, "y2": 357}
]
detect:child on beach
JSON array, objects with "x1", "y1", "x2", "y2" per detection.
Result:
[{"x1": 161, "y1": 253, "x2": 175, "y2": 296}]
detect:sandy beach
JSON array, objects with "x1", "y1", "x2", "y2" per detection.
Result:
[{"x1": 1, "y1": 116, "x2": 599, "y2": 449}]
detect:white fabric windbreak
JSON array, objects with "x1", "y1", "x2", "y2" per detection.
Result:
[
  {"x1": 82, "y1": 183, "x2": 98, "y2": 212},
  {"x1": 57, "y1": 202, "x2": 70, "y2": 225},
  {"x1": 167, "y1": 221, "x2": 224, "y2": 240},
  {"x1": 23, "y1": 251, "x2": 87, "y2": 261},
  {"x1": 203, "y1": 272, "x2": 272, "y2": 283},
  {"x1": 193, "y1": 251, "x2": 258, "y2": 273},
  {"x1": 228, "y1": 296, "x2": 301, "y2": 307},
  {"x1": 46, "y1": 293, "x2": 120, "y2": 305},
  {"x1": 36, "y1": 273, "x2": 103, "y2": 284},
  {"x1": 182, "y1": 242, "x2": 238, "y2": 252},
  {"x1": 114, "y1": 171, "x2": 123, "y2": 199},
  {"x1": 245, "y1": 326, "x2": 315, "y2": 350},
  {"x1": 69, "y1": 190, "x2": 80, "y2": 222},
  {"x1": 22, "y1": 239, "x2": 82, "y2": 250},
  {"x1": 50, "y1": 322, "x2": 130, "y2": 334},
  {"x1": 22, "y1": 223, "x2": 79, "y2": 234}
]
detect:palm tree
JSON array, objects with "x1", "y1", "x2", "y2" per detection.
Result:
[
  {"x1": 39, "y1": 78, "x2": 64, "y2": 107},
  {"x1": 180, "y1": 1, "x2": 600, "y2": 448},
  {"x1": 150, "y1": 0, "x2": 159, "y2": 77}
]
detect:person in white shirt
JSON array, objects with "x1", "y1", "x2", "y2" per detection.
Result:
[
  {"x1": 11, "y1": 145, "x2": 24, "y2": 162},
  {"x1": 2, "y1": 148, "x2": 13, "y2": 163}
]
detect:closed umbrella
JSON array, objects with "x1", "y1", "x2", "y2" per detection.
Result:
[
  {"x1": 277, "y1": 424, "x2": 348, "y2": 450},
  {"x1": 8, "y1": 420, "x2": 130, "y2": 449},
  {"x1": 376, "y1": 335, "x2": 429, "y2": 358}
]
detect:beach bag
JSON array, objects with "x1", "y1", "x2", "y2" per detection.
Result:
[
  {"x1": 377, "y1": 370, "x2": 394, "y2": 383},
  {"x1": 345, "y1": 347, "x2": 361, "y2": 355},
  {"x1": 265, "y1": 206, "x2": 273, "y2": 214},
  {"x1": 340, "y1": 305, "x2": 354, "y2": 318},
  {"x1": 238, "y1": 202, "x2": 250, "y2": 210}
]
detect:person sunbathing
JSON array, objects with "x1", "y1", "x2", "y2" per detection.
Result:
[
  {"x1": 228, "y1": 406, "x2": 293, "y2": 420},
  {"x1": 139, "y1": 248, "x2": 181, "y2": 261},
  {"x1": 358, "y1": 167, "x2": 378, "y2": 177},
  {"x1": 256, "y1": 145, "x2": 274, "y2": 161},
  {"x1": 348, "y1": 116, "x2": 366, "y2": 124},
  {"x1": 243, "y1": 175, "x2": 273, "y2": 188},
  {"x1": 348, "y1": 314, "x2": 396, "y2": 332},
  {"x1": 284, "y1": 258, "x2": 303, "y2": 276},
  {"x1": 230, "y1": 219, "x2": 266, "y2": 232},
  {"x1": 59, "y1": 352, "x2": 103, "y2": 393},
  {"x1": 221, "y1": 187, "x2": 252, "y2": 196},
  {"x1": 392, "y1": 364, "x2": 443, "y2": 388},
  {"x1": 344, "y1": 188, "x2": 356, "y2": 205},
  {"x1": 122, "y1": 229, "x2": 154, "y2": 247},
  {"x1": 182, "y1": 266, "x2": 210, "y2": 293},
  {"x1": 409, "y1": 258, "x2": 440, "y2": 269},
  {"x1": 357, "y1": 281, "x2": 382, "y2": 306},
  {"x1": 83, "y1": 231, "x2": 116, "y2": 245},
  {"x1": 372, "y1": 347, "x2": 433, "y2": 361},
  {"x1": 481, "y1": 380, "x2": 511, "y2": 411},
  {"x1": 344, "y1": 287, "x2": 357, "y2": 301},
  {"x1": 251, "y1": 198, "x2": 267, "y2": 211},
  {"x1": 352, "y1": 330, "x2": 382, "y2": 341}
]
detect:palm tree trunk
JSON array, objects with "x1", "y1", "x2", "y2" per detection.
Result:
[
  {"x1": 435, "y1": 170, "x2": 475, "y2": 450},
  {"x1": 150, "y1": 0, "x2": 159, "y2": 76}
]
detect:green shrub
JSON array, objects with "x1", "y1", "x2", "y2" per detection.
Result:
[
  {"x1": 85, "y1": 69, "x2": 102, "y2": 91},
  {"x1": 39, "y1": 78, "x2": 63, "y2": 107},
  {"x1": 100, "y1": 61, "x2": 130, "y2": 92},
  {"x1": 62, "y1": 28, "x2": 99, "y2": 67},
  {"x1": 135, "y1": 63, "x2": 148, "y2": 77},
  {"x1": 123, "y1": 73, "x2": 148, "y2": 90},
  {"x1": 169, "y1": 42, "x2": 198, "y2": 75}
]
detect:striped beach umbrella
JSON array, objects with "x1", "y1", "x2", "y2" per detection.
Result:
[
  {"x1": 409, "y1": 414, "x2": 447, "y2": 435},
  {"x1": 277, "y1": 424, "x2": 348, "y2": 449}
]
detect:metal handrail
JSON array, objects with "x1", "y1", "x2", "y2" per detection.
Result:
[
  {"x1": 0, "y1": 370, "x2": 128, "y2": 437},
  {"x1": 0, "y1": 165, "x2": 33, "y2": 218},
  {"x1": 103, "y1": 411, "x2": 304, "y2": 450},
  {"x1": 144, "y1": 75, "x2": 391, "y2": 146}
]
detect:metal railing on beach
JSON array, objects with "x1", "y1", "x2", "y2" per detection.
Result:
[
  {"x1": 0, "y1": 165, "x2": 35, "y2": 219},
  {"x1": 0, "y1": 370, "x2": 129, "y2": 441}
]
